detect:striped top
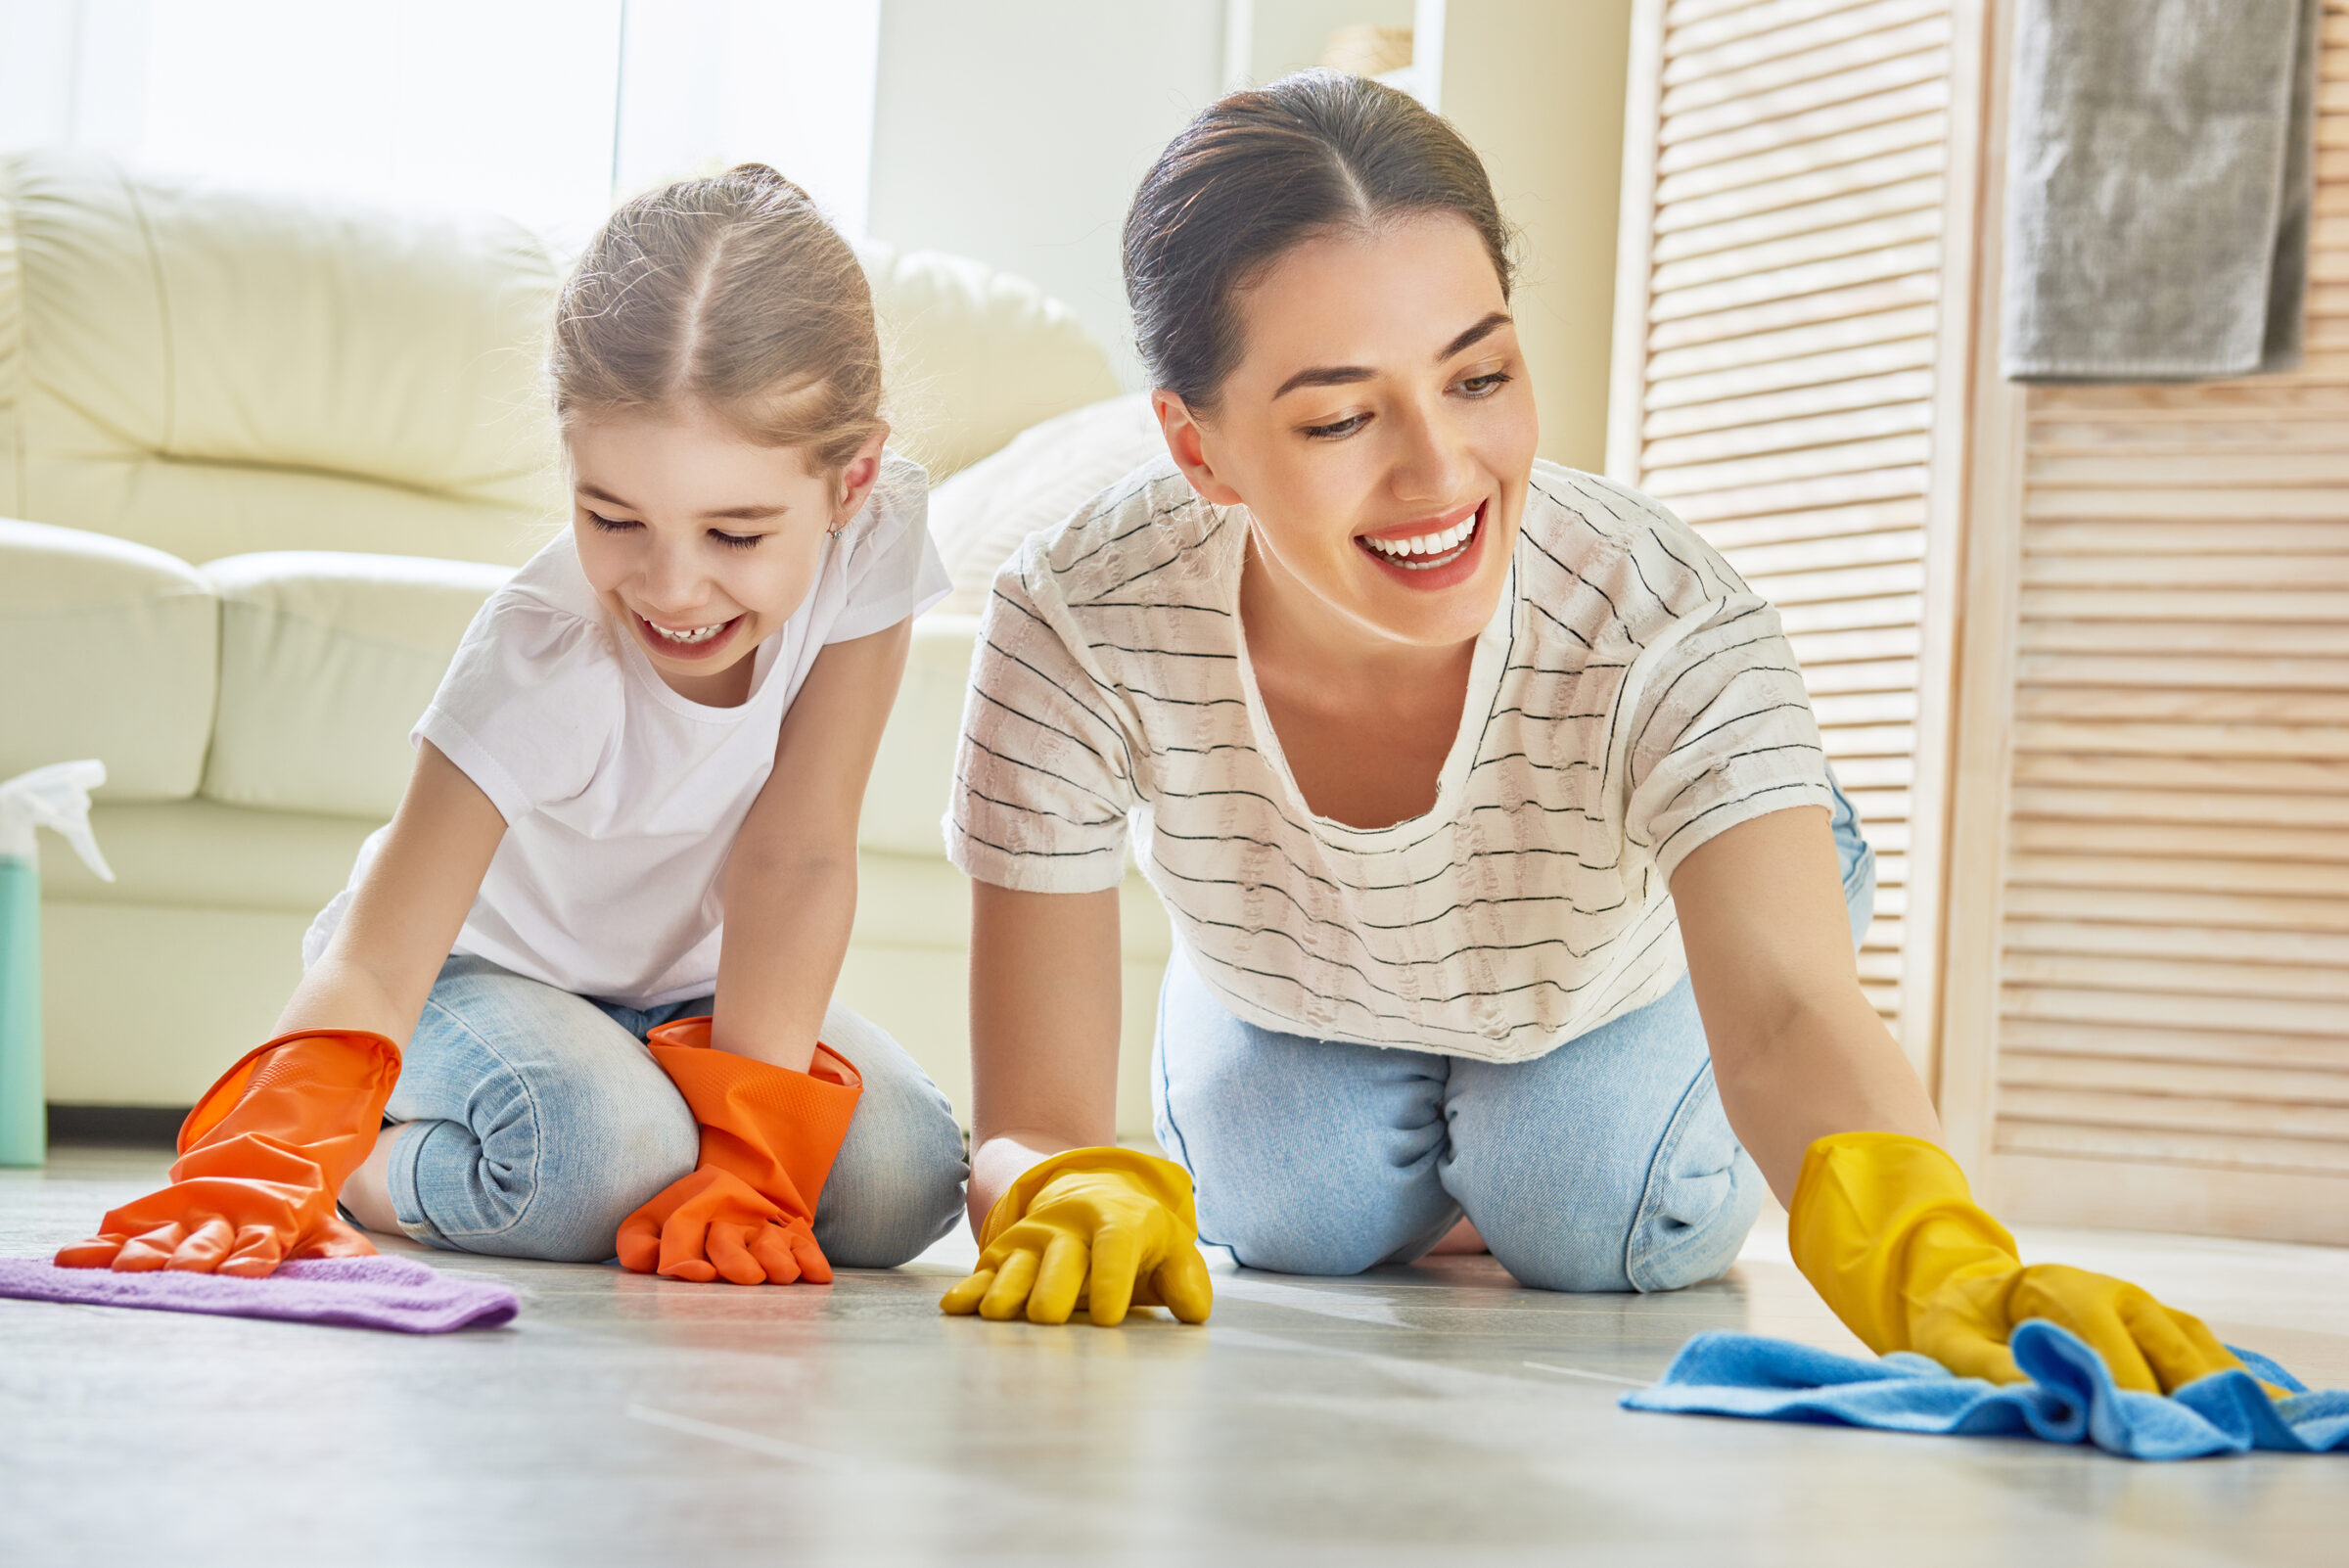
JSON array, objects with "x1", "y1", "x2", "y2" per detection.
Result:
[{"x1": 944, "y1": 457, "x2": 1835, "y2": 1063}]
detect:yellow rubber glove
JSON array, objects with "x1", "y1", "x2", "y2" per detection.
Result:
[
  {"x1": 939, "y1": 1148, "x2": 1214, "y2": 1326},
  {"x1": 1788, "y1": 1131, "x2": 2244, "y2": 1395}
]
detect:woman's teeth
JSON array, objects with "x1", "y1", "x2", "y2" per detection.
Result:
[
  {"x1": 1362, "y1": 510, "x2": 1478, "y2": 568},
  {"x1": 649, "y1": 619, "x2": 728, "y2": 645}
]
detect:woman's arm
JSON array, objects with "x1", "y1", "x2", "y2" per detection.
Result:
[
  {"x1": 710, "y1": 618, "x2": 913, "y2": 1074},
  {"x1": 277, "y1": 739, "x2": 507, "y2": 1044},
  {"x1": 965, "y1": 881, "x2": 1125, "y2": 1229},
  {"x1": 1669, "y1": 805, "x2": 1940, "y2": 1202}
]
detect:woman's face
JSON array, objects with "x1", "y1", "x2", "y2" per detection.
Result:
[
  {"x1": 568, "y1": 404, "x2": 880, "y2": 704},
  {"x1": 1157, "y1": 212, "x2": 1538, "y2": 653}
]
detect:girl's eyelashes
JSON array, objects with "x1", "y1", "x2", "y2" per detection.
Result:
[{"x1": 585, "y1": 510, "x2": 761, "y2": 550}]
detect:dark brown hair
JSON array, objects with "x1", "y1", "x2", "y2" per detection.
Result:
[
  {"x1": 1123, "y1": 69, "x2": 1514, "y2": 411},
  {"x1": 550, "y1": 163, "x2": 884, "y2": 472}
]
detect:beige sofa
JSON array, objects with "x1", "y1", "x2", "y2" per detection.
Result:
[{"x1": 0, "y1": 150, "x2": 1174, "y2": 1136}]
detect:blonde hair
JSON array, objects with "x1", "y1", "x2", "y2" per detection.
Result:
[{"x1": 550, "y1": 163, "x2": 885, "y2": 473}]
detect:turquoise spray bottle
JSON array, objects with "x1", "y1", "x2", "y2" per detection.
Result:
[{"x1": 0, "y1": 761, "x2": 114, "y2": 1167}]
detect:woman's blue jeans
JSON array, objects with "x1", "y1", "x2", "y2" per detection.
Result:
[
  {"x1": 371, "y1": 955, "x2": 968, "y2": 1268},
  {"x1": 1153, "y1": 787, "x2": 1875, "y2": 1293}
]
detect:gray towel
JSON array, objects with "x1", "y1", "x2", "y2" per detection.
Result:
[{"x1": 2003, "y1": 0, "x2": 2321, "y2": 382}]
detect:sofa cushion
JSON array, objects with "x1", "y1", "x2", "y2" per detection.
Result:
[
  {"x1": 859, "y1": 241, "x2": 1124, "y2": 481},
  {"x1": 859, "y1": 613, "x2": 980, "y2": 857},
  {"x1": 926, "y1": 393, "x2": 1165, "y2": 614},
  {"x1": 201, "y1": 551, "x2": 512, "y2": 817},
  {"x1": 38, "y1": 798, "x2": 378, "y2": 914},
  {"x1": 0, "y1": 150, "x2": 565, "y2": 567},
  {"x1": 0, "y1": 518, "x2": 216, "y2": 801}
]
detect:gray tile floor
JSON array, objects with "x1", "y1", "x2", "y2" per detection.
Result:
[{"x1": 5, "y1": 1146, "x2": 2345, "y2": 1566}]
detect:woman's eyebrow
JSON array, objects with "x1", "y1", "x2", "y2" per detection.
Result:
[
  {"x1": 698, "y1": 503, "x2": 787, "y2": 522},
  {"x1": 1270, "y1": 311, "x2": 1516, "y2": 400},
  {"x1": 1439, "y1": 311, "x2": 1513, "y2": 360},
  {"x1": 576, "y1": 481, "x2": 635, "y2": 512}
]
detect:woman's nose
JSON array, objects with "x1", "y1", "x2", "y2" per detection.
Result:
[{"x1": 1389, "y1": 401, "x2": 1472, "y2": 507}]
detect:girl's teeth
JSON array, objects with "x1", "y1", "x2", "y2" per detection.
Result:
[{"x1": 651, "y1": 620, "x2": 726, "y2": 645}]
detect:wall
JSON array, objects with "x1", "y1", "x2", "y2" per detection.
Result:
[
  {"x1": 1432, "y1": 0, "x2": 1633, "y2": 472},
  {"x1": 866, "y1": 1, "x2": 1226, "y2": 387},
  {"x1": 1229, "y1": 0, "x2": 1417, "y2": 87}
]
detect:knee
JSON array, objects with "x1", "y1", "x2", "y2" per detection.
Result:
[
  {"x1": 467, "y1": 1061, "x2": 699, "y2": 1264},
  {"x1": 1211, "y1": 1209, "x2": 1406, "y2": 1278},
  {"x1": 810, "y1": 1032, "x2": 968, "y2": 1269}
]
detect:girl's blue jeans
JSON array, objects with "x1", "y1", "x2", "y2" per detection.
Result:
[
  {"x1": 1153, "y1": 788, "x2": 1875, "y2": 1293},
  {"x1": 372, "y1": 955, "x2": 968, "y2": 1268}
]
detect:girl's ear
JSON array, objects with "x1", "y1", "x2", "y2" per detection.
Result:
[
  {"x1": 830, "y1": 426, "x2": 892, "y2": 531},
  {"x1": 1153, "y1": 391, "x2": 1243, "y2": 506}
]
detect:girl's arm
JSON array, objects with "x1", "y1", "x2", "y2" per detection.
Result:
[
  {"x1": 710, "y1": 617, "x2": 913, "y2": 1074},
  {"x1": 278, "y1": 739, "x2": 508, "y2": 1043},
  {"x1": 1669, "y1": 804, "x2": 1940, "y2": 1200},
  {"x1": 965, "y1": 880, "x2": 1125, "y2": 1228}
]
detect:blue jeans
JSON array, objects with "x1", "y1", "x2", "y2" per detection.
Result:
[
  {"x1": 375, "y1": 955, "x2": 968, "y2": 1268},
  {"x1": 1153, "y1": 785, "x2": 1875, "y2": 1293}
]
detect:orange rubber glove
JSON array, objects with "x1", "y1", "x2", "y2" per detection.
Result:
[
  {"x1": 615, "y1": 1017, "x2": 861, "y2": 1286},
  {"x1": 939, "y1": 1147, "x2": 1213, "y2": 1325},
  {"x1": 54, "y1": 1029, "x2": 400, "y2": 1277},
  {"x1": 1788, "y1": 1131, "x2": 2245, "y2": 1394}
]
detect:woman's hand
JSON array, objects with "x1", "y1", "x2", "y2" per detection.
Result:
[
  {"x1": 1790, "y1": 1132, "x2": 2242, "y2": 1393},
  {"x1": 941, "y1": 1148, "x2": 1213, "y2": 1325}
]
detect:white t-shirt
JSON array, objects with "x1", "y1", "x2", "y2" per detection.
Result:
[
  {"x1": 305, "y1": 453, "x2": 949, "y2": 1008},
  {"x1": 945, "y1": 457, "x2": 1836, "y2": 1064}
]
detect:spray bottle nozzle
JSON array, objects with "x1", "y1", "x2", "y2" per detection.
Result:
[{"x1": 0, "y1": 761, "x2": 115, "y2": 883}]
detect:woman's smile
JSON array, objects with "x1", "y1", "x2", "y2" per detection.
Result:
[{"x1": 1354, "y1": 498, "x2": 1489, "y2": 587}]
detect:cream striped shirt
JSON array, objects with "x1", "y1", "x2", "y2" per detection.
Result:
[{"x1": 944, "y1": 457, "x2": 1834, "y2": 1063}]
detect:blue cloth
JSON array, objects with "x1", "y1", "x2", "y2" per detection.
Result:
[{"x1": 1623, "y1": 1320, "x2": 2349, "y2": 1460}]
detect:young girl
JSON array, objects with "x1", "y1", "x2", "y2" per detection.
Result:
[
  {"x1": 60, "y1": 164, "x2": 967, "y2": 1285},
  {"x1": 939, "y1": 73, "x2": 2248, "y2": 1400}
]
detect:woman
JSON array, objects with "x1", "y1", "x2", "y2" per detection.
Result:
[{"x1": 940, "y1": 72, "x2": 2238, "y2": 1396}]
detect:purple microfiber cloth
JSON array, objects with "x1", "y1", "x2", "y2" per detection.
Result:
[{"x1": 0, "y1": 1253, "x2": 519, "y2": 1333}]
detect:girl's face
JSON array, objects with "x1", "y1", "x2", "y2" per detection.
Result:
[
  {"x1": 1157, "y1": 213, "x2": 1538, "y2": 655},
  {"x1": 568, "y1": 404, "x2": 882, "y2": 705}
]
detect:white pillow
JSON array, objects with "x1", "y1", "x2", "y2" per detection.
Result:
[{"x1": 925, "y1": 393, "x2": 1169, "y2": 615}]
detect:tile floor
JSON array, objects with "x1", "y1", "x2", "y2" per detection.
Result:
[{"x1": 4, "y1": 1145, "x2": 2344, "y2": 1566}]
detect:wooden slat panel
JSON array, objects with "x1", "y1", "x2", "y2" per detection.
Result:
[
  {"x1": 1663, "y1": 29, "x2": 1955, "y2": 144},
  {"x1": 1665, "y1": 0, "x2": 1887, "y2": 54},
  {"x1": 1998, "y1": 1016, "x2": 2349, "y2": 1071},
  {"x1": 1651, "y1": 207, "x2": 1941, "y2": 294},
  {"x1": 2006, "y1": 853, "x2": 2349, "y2": 899},
  {"x1": 1632, "y1": 0, "x2": 1957, "y2": 1053},
  {"x1": 1648, "y1": 275, "x2": 1940, "y2": 353},
  {"x1": 1644, "y1": 399, "x2": 1932, "y2": 469},
  {"x1": 1648, "y1": 302, "x2": 1936, "y2": 377},
  {"x1": 2014, "y1": 687, "x2": 2349, "y2": 725},
  {"x1": 2001, "y1": 949, "x2": 2349, "y2": 1002},
  {"x1": 2002, "y1": 881, "x2": 2349, "y2": 933},
  {"x1": 1656, "y1": 143, "x2": 1946, "y2": 235},
  {"x1": 2004, "y1": 915, "x2": 2349, "y2": 966},
  {"x1": 1666, "y1": 0, "x2": 1946, "y2": 90},
  {"x1": 1652, "y1": 110, "x2": 1948, "y2": 207},
  {"x1": 1642, "y1": 369, "x2": 1936, "y2": 439},
  {"x1": 2011, "y1": 752, "x2": 2349, "y2": 798},
  {"x1": 1994, "y1": 1121, "x2": 2349, "y2": 1178},
  {"x1": 1651, "y1": 175, "x2": 1944, "y2": 266},
  {"x1": 2020, "y1": 618, "x2": 2349, "y2": 658},
  {"x1": 2002, "y1": 1055, "x2": 2349, "y2": 1110},
  {"x1": 2002, "y1": 984, "x2": 2345, "y2": 1038},
  {"x1": 2011, "y1": 784, "x2": 2349, "y2": 828},
  {"x1": 2017, "y1": 654, "x2": 2349, "y2": 692}
]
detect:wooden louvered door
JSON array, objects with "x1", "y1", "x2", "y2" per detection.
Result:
[
  {"x1": 1939, "y1": 0, "x2": 2349, "y2": 1246},
  {"x1": 1608, "y1": 0, "x2": 1992, "y2": 1075}
]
